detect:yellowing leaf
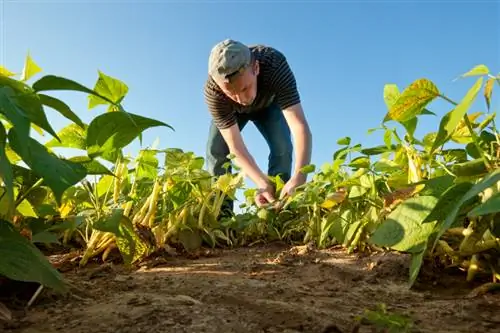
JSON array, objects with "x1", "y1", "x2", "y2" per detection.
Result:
[
  {"x1": 484, "y1": 77, "x2": 494, "y2": 110},
  {"x1": 20, "y1": 54, "x2": 42, "y2": 82},
  {"x1": 385, "y1": 79, "x2": 440, "y2": 123},
  {"x1": 451, "y1": 112, "x2": 483, "y2": 144},
  {"x1": 0, "y1": 66, "x2": 15, "y2": 77}
]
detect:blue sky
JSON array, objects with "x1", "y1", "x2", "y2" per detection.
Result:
[{"x1": 3, "y1": 1, "x2": 499, "y2": 200}]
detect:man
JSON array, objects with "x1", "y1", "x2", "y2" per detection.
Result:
[{"x1": 204, "y1": 39, "x2": 312, "y2": 216}]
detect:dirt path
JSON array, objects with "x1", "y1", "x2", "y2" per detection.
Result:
[{"x1": 2, "y1": 243, "x2": 500, "y2": 333}]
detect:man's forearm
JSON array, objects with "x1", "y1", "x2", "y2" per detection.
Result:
[
  {"x1": 232, "y1": 147, "x2": 269, "y2": 188},
  {"x1": 292, "y1": 125, "x2": 313, "y2": 179}
]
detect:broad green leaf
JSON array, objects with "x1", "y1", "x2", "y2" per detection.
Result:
[
  {"x1": 460, "y1": 64, "x2": 489, "y2": 78},
  {"x1": 369, "y1": 196, "x2": 439, "y2": 253},
  {"x1": 45, "y1": 123, "x2": 87, "y2": 150},
  {"x1": 300, "y1": 164, "x2": 316, "y2": 174},
  {"x1": 88, "y1": 71, "x2": 129, "y2": 109},
  {"x1": 484, "y1": 78, "x2": 494, "y2": 110},
  {"x1": 385, "y1": 79, "x2": 440, "y2": 123},
  {"x1": 0, "y1": 122, "x2": 14, "y2": 216},
  {"x1": 0, "y1": 66, "x2": 16, "y2": 77},
  {"x1": 86, "y1": 111, "x2": 173, "y2": 159},
  {"x1": 337, "y1": 136, "x2": 351, "y2": 146},
  {"x1": 20, "y1": 54, "x2": 42, "y2": 82},
  {"x1": 8, "y1": 128, "x2": 88, "y2": 205},
  {"x1": 0, "y1": 219, "x2": 67, "y2": 293},
  {"x1": 423, "y1": 182, "x2": 474, "y2": 224},
  {"x1": 96, "y1": 175, "x2": 114, "y2": 198},
  {"x1": 68, "y1": 156, "x2": 113, "y2": 176},
  {"x1": 431, "y1": 168, "x2": 500, "y2": 251},
  {"x1": 348, "y1": 156, "x2": 370, "y2": 169},
  {"x1": 401, "y1": 117, "x2": 418, "y2": 138},
  {"x1": 0, "y1": 86, "x2": 31, "y2": 145},
  {"x1": 136, "y1": 149, "x2": 159, "y2": 180},
  {"x1": 32, "y1": 75, "x2": 114, "y2": 105},
  {"x1": 361, "y1": 144, "x2": 397, "y2": 156},
  {"x1": 16, "y1": 199, "x2": 38, "y2": 217},
  {"x1": 431, "y1": 77, "x2": 483, "y2": 153},
  {"x1": 468, "y1": 192, "x2": 500, "y2": 218},
  {"x1": 0, "y1": 77, "x2": 59, "y2": 140},
  {"x1": 38, "y1": 94, "x2": 85, "y2": 129}
]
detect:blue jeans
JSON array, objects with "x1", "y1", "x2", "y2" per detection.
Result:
[{"x1": 206, "y1": 104, "x2": 293, "y2": 213}]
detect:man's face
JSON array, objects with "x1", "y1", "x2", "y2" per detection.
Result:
[{"x1": 217, "y1": 61, "x2": 259, "y2": 106}]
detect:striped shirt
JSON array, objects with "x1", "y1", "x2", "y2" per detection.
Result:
[{"x1": 204, "y1": 45, "x2": 301, "y2": 129}]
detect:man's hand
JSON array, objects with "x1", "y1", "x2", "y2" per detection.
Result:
[
  {"x1": 254, "y1": 183, "x2": 276, "y2": 207},
  {"x1": 280, "y1": 173, "x2": 306, "y2": 199}
]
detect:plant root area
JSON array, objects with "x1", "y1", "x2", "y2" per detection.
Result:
[{"x1": 2, "y1": 243, "x2": 500, "y2": 333}]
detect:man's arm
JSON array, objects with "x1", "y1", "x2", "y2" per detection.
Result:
[
  {"x1": 219, "y1": 124, "x2": 270, "y2": 189},
  {"x1": 282, "y1": 102, "x2": 312, "y2": 182}
]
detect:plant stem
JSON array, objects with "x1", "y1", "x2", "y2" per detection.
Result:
[{"x1": 439, "y1": 94, "x2": 492, "y2": 170}]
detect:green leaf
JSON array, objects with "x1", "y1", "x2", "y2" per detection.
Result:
[
  {"x1": 0, "y1": 122, "x2": 14, "y2": 216},
  {"x1": 86, "y1": 111, "x2": 173, "y2": 159},
  {"x1": 0, "y1": 77, "x2": 59, "y2": 140},
  {"x1": 337, "y1": 136, "x2": 351, "y2": 146},
  {"x1": 300, "y1": 164, "x2": 316, "y2": 174},
  {"x1": 68, "y1": 156, "x2": 113, "y2": 176},
  {"x1": 369, "y1": 196, "x2": 439, "y2": 253},
  {"x1": 8, "y1": 128, "x2": 88, "y2": 205},
  {"x1": 460, "y1": 64, "x2": 489, "y2": 78},
  {"x1": 38, "y1": 94, "x2": 85, "y2": 129},
  {"x1": 361, "y1": 144, "x2": 398, "y2": 156},
  {"x1": 135, "y1": 149, "x2": 159, "y2": 180},
  {"x1": 20, "y1": 54, "x2": 42, "y2": 82},
  {"x1": 431, "y1": 168, "x2": 500, "y2": 251},
  {"x1": 0, "y1": 86, "x2": 32, "y2": 145},
  {"x1": 0, "y1": 219, "x2": 67, "y2": 293},
  {"x1": 348, "y1": 156, "x2": 370, "y2": 169},
  {"x1": 468, "y1": 192, "x2": 500, "y2": 218},
  {"x1": 45, "y1": 123, "x2": 87, "y2": 150},
  {"x1": 383, "y1": 84, "x2": 400, "y2": 110},
  {"x1": 32, "y1": 75, "x2": 114, "y2": 105},
  {"x1": 88, "y1": 71, "x2": 129, "y2": 109},
  {"x1": 384, "y1": 79, "x2": 440, "y2": 123},
  {"x1": 431, "y1": 77, "x2": 483, "y2": 154}
]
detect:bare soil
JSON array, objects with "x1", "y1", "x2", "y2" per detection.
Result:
[{"x1": 2, "y1": 243, "x2": 500, "y2": 333}]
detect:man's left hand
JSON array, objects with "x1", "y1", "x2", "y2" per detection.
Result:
[{"x1": 280, "y1": 173, "x2": 306, "y2": 199}]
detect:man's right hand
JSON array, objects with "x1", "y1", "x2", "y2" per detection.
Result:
[{"x1": 254, "y1": 183, "x2": 276, "y2": 207}]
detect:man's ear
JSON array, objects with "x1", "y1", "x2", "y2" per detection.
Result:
[{"x1": 253, "y1": 60, "x2": 260, "y2": 76}]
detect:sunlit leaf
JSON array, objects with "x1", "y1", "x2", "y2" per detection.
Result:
[
  {"x1": 384, "y1": 78, "x2": 440, "y2": 123},
  {"x1": 45, "y1": 123, "x2": 87, "y2": 150},
  {"x1": 0, "y1": 66, "x2": 16, "y2": 77},
  {"x1": 431, "y1": 77, "x2": 483, "y2": 153},
  {"x1": 20, "y1": 54, "x2": 42, "y2": 82},
  {"x1": 459, "y1": 64, "x2": 489, "y2": 78},
  {"x1": 86, "y1": 111, "x2": 173, "y2": 160},
  {"x1": 0, "y1": 122, "x2": 14, "y2": 216},
  {"x1": 88, "y1": 70, "x2": 129, "y2": 109}
]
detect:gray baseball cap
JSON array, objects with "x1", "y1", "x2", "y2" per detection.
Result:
[{"x1": 208, "y1": 39, "x2": 251, "y2": 82}]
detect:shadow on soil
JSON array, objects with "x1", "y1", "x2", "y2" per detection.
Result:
[{"x1": 1, "y1": 242, "x2": 500, "y2": 333}]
